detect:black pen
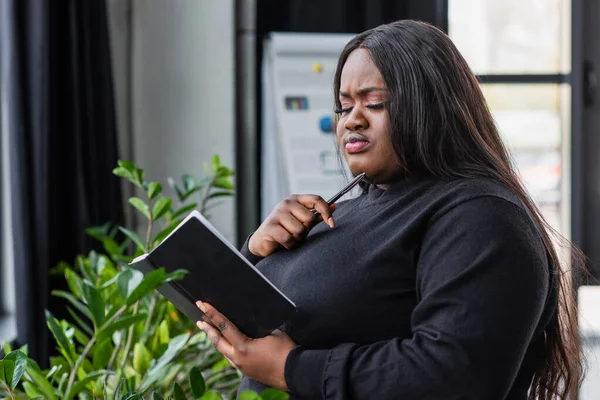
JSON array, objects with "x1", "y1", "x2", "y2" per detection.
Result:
[{"x1": 313, "y1": 172, "x2": 366, "y2": 216}]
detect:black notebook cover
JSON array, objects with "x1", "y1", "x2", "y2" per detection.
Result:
[{"x1": 130, "y1": 210, "x2": 297, "y2": 338}]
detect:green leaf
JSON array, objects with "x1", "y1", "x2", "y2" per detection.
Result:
[
  {"x1": 158, "y1": 364, "x2": 182, "y2": 388},
  {"x1": 97, "y1": 313, "x2": 147, "y2": 341},
  {"x1": 26, "y1": 365, "x2": 58, "y2": 400},
  {"x1": 93, "y1": 338, "x2": 113, "y2": 370},
  {"x1": 173, "y1": 383, "x2": 186, "y2": 400},
  {"x1": 72, "y1": 325, "x2": 91, "y2": 347},
  {"x1": 200, "y1": 391, "x2": 224, "y2": 400},
  {"x1": 152, "y1": 198, "x2": 172, "y2": 220},
  {"x1": 64, "y1": 267, "x2": 83, "y2": 298},
  {"x1": 142, "y1": 333, "x2": 189, "y2": 389},
  {"x1": 151, "y1": 392, "x2": 165, "y2": 400},
  {"x1": 76, "y1": 255, "x2": 94, "y2": 282},
  {"x1": 45, "y1": 311, "x2": 74, "y2": 364},
  {"x1": 103, "y1": 238, "x2": 122, "y2": 256},
  {"x1": 158, "y1": 320, "x2": 170, "y2": 344},
  {"x1": 2, "y1": 360, "x2": 14, "y2": 388},
  {"x1": 217, "y1": 165, "x2": 234, "y2": 177},
  {"x1": 3, "y1": 341, "x2": 12, "y2": 354},
  {"x1": 23, "y1": 381, "x2": 43, "y2": 398},
  {"x1": 213, "y1": 177, "x2": 234, "y2": 190},
  {"x1": 134, "y1": 168, "x2": 145, "y2": 187},
  {"x1": 114, "y1": 378, "x2": 126, "y2": 400},
  {"x1": 260, "y1": 388, "x2": 290, "y2": 400},
  {"x1": 239, "y1": 390, "x2": 262, "y2": 400},
  {"x1": 126, "y1": 268, "x2": 166, "y2": 305},
  {"x1": 170, "y1": 203, "x2": 198, "y2": 219},
  {"x1": 117, "y1": 268, "x2": 145, "y2": 300},
  {"x1": 82, "y1": 282, "x2": 105, "y2": 327},
  {"x1": 66, "y1": 370, "x2": 112, "y2": 400},
  {"x1": 164, "y1": 269, "x2": 188, "y2": 283},
  {"x1": 67, "y1": 306, "x2": 94, "y2": 336},
  {"x1": 51, "y1": 290, "x2": 93, "y2": 321},
  {"x1": 181, "y1": 187, "x2": 202, "y2": 202},
  {"x1": 118, "y1": 160, "x2": 136, "y2": 172},
  {"x1": 119, "y1": 227, "x2": 146, "y2": 252},
  {"x1": 129, "y1": 197, "x2": 151, "y2": 219},
  {"x1": 5, "y1": 351, "x2": 27, "y2": 389},
  {"x1": 211, "y1": 357, "x2": 230, "y2": 372},
  {"x1": 133, "y1": 343, "x2": 152, "y2": 375},
  {"x1": 113, "y1": 167, "x2": 131, "y2": 179},
  {"x1": 190, "y1": 366, "x2": 206, "y2": 398},
  {"x1": 152, "y1": 219, "x2": 182, "y2": 246},
  {"x1": 49, "y1": 260, "x2": 69, "y2": 276},
  {"x1": 147, "y1": 181, "x2": 162, "y2": 199},
  {"x1": 182, "y1": 174, "x2": 198, "y2": 192},
  {"x1": 121, "y1": 393, "x2": 143, "y2": 400},
  {"x1": 208, "y1": 190, "x2": 234, "y2": 199},
  {"x1": 211, "y1": 155, "x2": 221, "y2": 174},
  {"x1": 167, "y1": 177, "x2": 184, "y2": 202}
]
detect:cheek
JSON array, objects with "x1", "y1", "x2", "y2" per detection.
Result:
[{"x1": 335, "y1": 124, "x2": 344, "y2": 147}]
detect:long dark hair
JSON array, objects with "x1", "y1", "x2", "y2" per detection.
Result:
[{"x1": 333, "y1": 20, "x2": 585, "y2": 399}]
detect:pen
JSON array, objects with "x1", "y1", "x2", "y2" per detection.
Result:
[{"x1": 313, "y1": 172, "x2": 366, "y2": 216}]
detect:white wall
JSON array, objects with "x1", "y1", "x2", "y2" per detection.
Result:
[{"x1": 108, "y1": 0, "x2": 237, "y2": 244}]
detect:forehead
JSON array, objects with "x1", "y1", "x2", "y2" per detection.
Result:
[{"x1": 340, "y1": 48, "x2": 385, "y2": 89}]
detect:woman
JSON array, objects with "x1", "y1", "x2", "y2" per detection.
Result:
[{"x1": 195, "y1": 20, "x2": 584, "y2": 399}]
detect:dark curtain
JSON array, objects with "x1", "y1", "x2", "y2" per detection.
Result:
[
  {"x1": 257, "y1": 0, "x2": 448, "y2": 35},
  {"x1": 0, "y1": 0, "x2": 124, "y2": 364}
]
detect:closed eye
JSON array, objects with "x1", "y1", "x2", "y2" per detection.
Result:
[
  {"x1": 334, "y1": 102, "x2": 386, "y2": 116},
  {"x1": 367, "y1": 102, "x2": 386, "y2": 110},
  {"x1": 334, "y1": 106, "x2": 353, "y2": 116}
]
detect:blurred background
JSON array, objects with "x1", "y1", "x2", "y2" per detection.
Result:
[{"x1": 1, "y1": 0, "x2": 600, "y2": 398}]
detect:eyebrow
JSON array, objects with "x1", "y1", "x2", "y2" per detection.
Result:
[{"x1": 339, "y1": 86, "x2": 388, "y2": 98}]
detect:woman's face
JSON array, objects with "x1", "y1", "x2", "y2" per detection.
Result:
[{"x1": 336, "y1": 48, "x2": 401, "y2": 185}]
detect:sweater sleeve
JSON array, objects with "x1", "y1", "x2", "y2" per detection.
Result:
[
  {"x1": 239, "y1": 233, "x2": 265, "y2": 265},
  {"x1": 284, "y1": 196, "x2": 551, "y2": 400}
]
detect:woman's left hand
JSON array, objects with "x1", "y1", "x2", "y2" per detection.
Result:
[{"x1": 196, "y1": 301, "x2": 297, "y2": 391}]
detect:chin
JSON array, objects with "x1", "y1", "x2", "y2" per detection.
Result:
[{"x1": 346, "y1": 161, "x2": 375, "y2": 180}]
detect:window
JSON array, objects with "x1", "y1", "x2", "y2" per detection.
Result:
[
  {"x1": 0, "y1": 57, "x2": 17, "y2": 345},
  {"x1": 449, "y1": 0, "x2": 572, "y2": 237}
]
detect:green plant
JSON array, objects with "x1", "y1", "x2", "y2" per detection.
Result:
[{"x1": 0, "y1": 156, "x2": 288, "y2": 400}]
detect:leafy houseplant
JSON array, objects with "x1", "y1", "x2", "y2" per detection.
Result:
[{"x1": 0, "y1": 156, "x2": 288, "y2": 400}]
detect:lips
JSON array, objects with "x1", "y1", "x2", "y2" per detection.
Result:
[{"x1": 344, "y1": 133, "x2": 370, "y2": 154}]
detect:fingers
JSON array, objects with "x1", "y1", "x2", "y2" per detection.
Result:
[
  {"x1": 285, "y1": 200, "x2": 318, "y2": 229},
  {"x1": 264, "y1": 224, "x2": 299, "y2": 250},
  {"x1": 278, "y1": 211, "x2": 310, "y2": 241},
  {"x1": 196, "y1": 319, "x2": 233, "y2": 360},
  {"x1": 295, "y1": 194, "x2": 335, "y2": 228},
  {"x1": 197, "y1": 301, "x2": 246, "y2": 348}
]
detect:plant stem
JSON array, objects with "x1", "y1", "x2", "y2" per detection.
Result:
[
  {"x1": 119, "y1": 301, "x2": 139, "y2": 369},
  {"x1": 64, "y1": 304, "x2": 129, "y2": 398},
  {"x1": 145, "y1": 215, "x2": 153, "y2": 252},
  {"x1": 205, "y1": 368, "x2": 239, "y2": 387},
  {"x1": 2, "y1": 381, "x2": 15, "y2": 400},
  {"x1": 140, "y1": 294, "x2": 157, "y2": 342},
  {"x1": 106, "y1": 333, "x2": 122, "y2": 371},
  {"x1": 199, "y1": 177, "x2": 215, "y2": 214}
]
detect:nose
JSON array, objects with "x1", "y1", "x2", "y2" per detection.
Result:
[{"x1": 344, "y1": 107, "x2": 369, "y2": 131}]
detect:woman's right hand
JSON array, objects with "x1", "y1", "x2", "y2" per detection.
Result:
[{"x1": 248, "y1": 194, "x2": 336, "y2": 257}]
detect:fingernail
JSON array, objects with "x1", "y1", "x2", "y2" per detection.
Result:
[
  {"x1": 196, "y1": 301, "x2": 203, "y2": 308},
  {"x1": 328, "y1": 217, "x2": 335, "y2": 228},
  {"x1": 196, "y1": 321, "x2": 205, "y2": 330}
]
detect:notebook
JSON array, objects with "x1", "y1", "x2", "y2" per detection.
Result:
[{"x1": 130, "y1": 210, "x2": 297, "y2": 338}]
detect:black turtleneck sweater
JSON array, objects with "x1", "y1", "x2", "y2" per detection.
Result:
[{"x1": 238, "y1": 176, "x2": 555, "y2": 400}]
